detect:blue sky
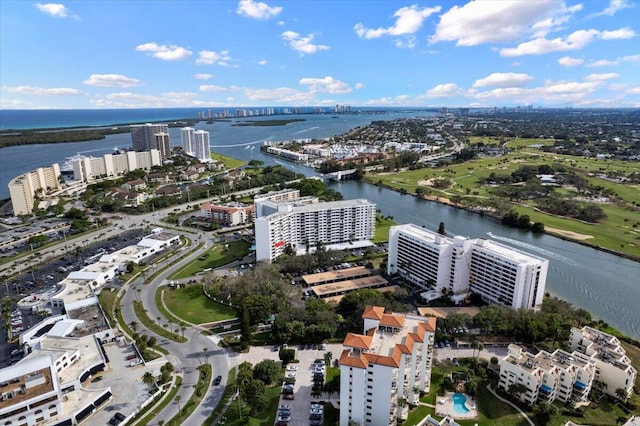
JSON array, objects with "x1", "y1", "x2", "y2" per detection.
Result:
[{"x1": 1, "y1": 0, "x2": 639, "y2": 109}]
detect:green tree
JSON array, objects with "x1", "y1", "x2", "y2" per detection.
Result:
[
  {"x1": 535, "y1": 401, "x2": 558, "y2": 425},
  {"x1": 253, "y1": 359, "x2": 280, "y2": 385},
  {"x1": 438, "y1": 222, "x2": 446, "y2": 236},
  {"x1": 242, "y1": 294, "x2": 271, "y2": 325},
  {"x1": 243, "y1": 379, "x2": 268, "y2": 413},
  {"x1": 142, "y1": 371, "x2": 156, "y2": 389}
]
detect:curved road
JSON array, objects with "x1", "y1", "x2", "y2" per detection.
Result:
[{"x1": 120, "y1": 230, "x2": 240, "y2": 426}]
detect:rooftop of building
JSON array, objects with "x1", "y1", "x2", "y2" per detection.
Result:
[
  {"x1": 0, "y1": 356, "x2": 56, "y2": 410},
  {"x1": 302, "y1": 266, "x2": 372, "y2": 285},
  {"x1": 311, "y1": 275, "x2": 388, "y2": 297},
  {"x1": 473, "y1": 238, "x2": 548, "y2": 264},
  {"x1": 340, "y1": 306, "x2": 436, "y2": 369},
  {"x1": 322, "y1": 286, "x2": 400, "y2": 305},
  {"x1": 65, "y1": 304, "x2": 109, "y2": 337},
  {"x1": 290, "y1": 198, "x2": 375, "y2": 213},
  {"x1": 393, "y1": 223, "x2": 453, "y2": 245}
]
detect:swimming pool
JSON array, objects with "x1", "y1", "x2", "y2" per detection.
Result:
[{"x1": 452, "y1": 393, "x2": 470, "y2": 414}]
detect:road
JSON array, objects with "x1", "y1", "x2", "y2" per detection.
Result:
[{"x1": 120, "y1": 230, "x2": 240, "y2": 426}]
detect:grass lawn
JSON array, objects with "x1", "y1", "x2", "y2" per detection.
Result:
[
  {"x1": 166, "y1": 365, "x2": 211, "y2": 426},
  {"x1": 364, "y1": 150, "x2": 640, "y2": 259},
  {"x1": 220, "y1": 380, "x2": 283, "y2": 425},
  {"x1": 374, "y1": 214, "x2": 397, "y2": 243},
  {"x1": 550, "y1": 396, "x2": 636, "y2": 426},
  {"x1": 211, "y1": 152, "x2": 246, "y2": 169},
  {"x1": 135, "y1": 376, "x2": 182, "y2": 426},
  {"x1": 172, "y1": 239, "x2": 251, "y2": 279},
  {"x1": 97, "y1": 288, "x2": 118, "y2": 327},
  {"x1": 133, "y1": 300, "x2": 187, "y2": 343},
  {"x1": 163, "y1": 284, "x2": 237, "y2": 325}
]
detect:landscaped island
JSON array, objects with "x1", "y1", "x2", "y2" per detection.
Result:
[{"x1": 232, "y1": 118, "x2": 306, "y2": 127}]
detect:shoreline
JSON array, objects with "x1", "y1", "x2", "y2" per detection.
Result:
[{"x1": 367, "y1": 179, "x2": 640, "y2": 264}]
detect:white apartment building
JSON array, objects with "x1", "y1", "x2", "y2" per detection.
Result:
[
  {"x1": 194, "y1": 130, "x2": 211, "y2": 162},
  {"x1": 8, "y1": 164, "x2": 62, "y2": 216},
  {"x1": 181, "y1": 127, "x2": 195, "y2": 156},
  {"x1": 255, "y1": 198, "x2": 376, "y2": 262},
  {"x1": 72, "y1": 149, "x2": 161, "y2": 182},
  {"x1": 388, "y1": 224, "x2": 548, "y2": 310},
  {"x1": 498, "y1": 344, "x2": 596, "y2": 407},
  {"x1": 201, "y1": 202, "x2": 254, "y2": 226},
  {"x1": 569, "y1": 326, "x2": 637, "y2": 399},
  {"x1": 339, "y1": 305, "x2": 436, "y2": 426}
]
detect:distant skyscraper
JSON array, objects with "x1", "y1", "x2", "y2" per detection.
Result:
[
  {"x1": 130, "y1": 123, "x2": 170, "y2": 158},
  {"x1": 181, "y1": 127, "x2": 195, "y2": 156},
  {"x1": 194, "y1": 130, "x2": 211, "y2": 162}
]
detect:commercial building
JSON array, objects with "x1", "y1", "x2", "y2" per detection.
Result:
[
  {"x1": 72, "y1": 149, "x2": 162, "y2": 182},
  {"x1": 388, "y1": 224, "x2": 548, "y2": 310},
  {"x1": 8, "y1": 164, "x2": 62, "y2": 216},
  {"x1": 254, "y1": 194, "x2": 376, "y2": 262},
  {"x1": 498, "y1": 344, "x2": 596, "y2": 407},
  {"x1": 339, "y1": 305, "x2": 436, "y2": 426},
  {"x1": 569, "y1": 326, "x2": 637, "y2": 399},
  {"x1": 130, "y1": 123, "x2": 170, "y2": 159}
]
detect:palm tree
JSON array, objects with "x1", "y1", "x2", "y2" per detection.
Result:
[
  {"x1": 203, "y1": 347, "x2": 209, "y2": 364},
  {"x1": 129, "y1": 321, "x2": 139, "y2": 334},
  {"x1": 323, "y1": 351, "x2": 333, "y2": 367},
  {"x1": 176, "y1": 395, "x2": 182, "y2": 416},
  {"x1": 181, "y1": 326, "x2": 186, "y2": 338},
  {"x1": 615, "y1": 387, "x2": 628, "y2": 402},
  {"x1": 142, "y1": 371, "x2": 156, "y2": 389},
  {"x1": 476, "y1": 342, "x2": 484, "y2": 359}
]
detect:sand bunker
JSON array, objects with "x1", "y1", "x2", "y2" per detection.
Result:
[{"x1": 545, "y1": 226, "x2": 594, "y2": 241}]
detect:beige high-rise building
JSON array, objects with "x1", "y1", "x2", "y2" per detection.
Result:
[{"x1": 8, "y1": 164, "x2": 61, "y2": 216}]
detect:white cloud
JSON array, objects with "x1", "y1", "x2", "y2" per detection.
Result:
[
  {"x1": 600, "y1": 27, "x2": 635, "y2": 40},
  {"x1": 35, "y1": 3, "x2": 73, "y2": 18},
  {"x1": 299, "y1": 76, "x2": 352, "y2": 94},
  {"x1": 423, "y1": 83, "x2": 464, "y2": 98},
  {"x1": 4, "y1": 85, "x2": 84, "y2": 96},
  {"x1": 626, "y1": 87, "x2": 640, "y2": 95},
  {"x1": 586, "y1": 54, "x2": 640, "y2": 67},
  {"x1": 83, "y1": 73, "x2": 140, "y2": 87},
  {"x1": 244, "y1": 87, "x2": 315, "y2": 103},
  {"x1": 584, "y1": 73, "x2": 619, "y2": 81},
  {"x1": 592, "y1": 0, "x2": 633, "y2": 17},
  {"x1": 394, "y1": 36, "x2": 417, "y2": 49},
  {"x1": 236, "y1": 0, "x2": 282, "y2": 20},
  {"x1": 92, "y1": 91, "x2": 209, "y2": 108},
  {"x1": 136, "y1": 42, "x2": 192, "y2": 61},
  {"x1": 430, "y1": 0, "x2": 561, "y2": 46},
  {"x1": 194, "y1": 73, "x2": 214, "y2": 80},
  {"x1": 473, "y1": 72, "x2": 534, "y2": 88},
  {"x1": 281, "y1": 31, "x2": 329, "y2": 55},
  {"x1": 257, "y1": 60, "x2": 268, "y2": 66},
  {"x1": 354, "y1": 5, "x2": 440, "y2": 40},
  {"x1": 199, "y1": 85, "x2": 242, "y2": 92},
  {"x1": 558, "y1": 56, "x2": 584, "y2": 67},
  {"x1": 196, "y1": 50, "x2": 233, "y2": 66},
  {"x1": 355, "y1": 82, "x2": 365, "y2": 90},
  {"x1": 499, "y1": 28, "x2": 634, "y2": 57}
]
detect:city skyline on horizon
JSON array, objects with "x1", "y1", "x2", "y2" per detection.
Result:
[{"x1": 1, "y1": 0, "x2": 639, "y2": 110}]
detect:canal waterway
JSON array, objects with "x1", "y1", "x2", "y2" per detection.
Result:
[{"x1": 1, "y1": 112, "x2": 638, "y2": 339}]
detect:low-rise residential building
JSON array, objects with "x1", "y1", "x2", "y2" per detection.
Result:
[
  {"x1": 146, "y1": 172, "x2": 172, "y2": 184},
  {"x1": 498, "y1": 344, "x2": 596, "y2": 407},
  {"x1": 339, "y1": 305, "x2": 436, "y2": 426},
  {"x1": 569, "y1": 326, "x2": 637, "y2": 399},
  {"x1": 200, "y1": 202, "x2": 254, "y2": 226},
  {"x1": 154, "y1": 185, "x2": 181, "y2": 197},
  {"x1": 121, "y1": 179, "x2": 147, "y2": 192},
  {"x1": 72, "y1": 150, "x2": 161, "y2": 182}
]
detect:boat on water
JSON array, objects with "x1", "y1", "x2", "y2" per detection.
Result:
[{"x1": 61, "y1": 153, "x2": 93, "y2": 174}]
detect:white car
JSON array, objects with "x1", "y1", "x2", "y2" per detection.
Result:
[{"x1": 286, "y1": 365, "x2": 298, "y2": 371}]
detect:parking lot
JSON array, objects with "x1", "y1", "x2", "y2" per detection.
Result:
[
  {"x1": 241, "y1": 343, "x2": 342, "y2": 425},
  {"x1": 84, "y1": 340, "x2": 161, "y2": 425}
]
